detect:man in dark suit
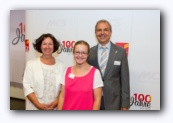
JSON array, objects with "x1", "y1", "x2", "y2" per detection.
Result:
[{"x1": 87, "y1": 19, "x2": 130, "y2": 110}]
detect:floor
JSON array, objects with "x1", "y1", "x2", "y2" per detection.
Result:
[{"x1": 10, "y1": 97, "x2": 25, "y2": 110}]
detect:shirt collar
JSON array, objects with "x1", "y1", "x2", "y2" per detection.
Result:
[{"x1": 98, "y1": 41, "x2": 111, "y2": 50}]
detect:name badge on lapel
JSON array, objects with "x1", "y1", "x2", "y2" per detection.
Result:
[
  {"x1": 114, "y1": 61, "x2": 121, "y2": 65},
  {"x1": 68, "y1": 73, "x2": 75, "y2": 79}
]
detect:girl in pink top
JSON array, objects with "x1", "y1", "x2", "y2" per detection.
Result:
[{"x1": 58, "y1": 40, "x2": 103, "y2": 110}]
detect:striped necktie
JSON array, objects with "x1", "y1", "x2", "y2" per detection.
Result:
[{"x1": 100, "y1": 46, "x2": 107, "y2": 76}]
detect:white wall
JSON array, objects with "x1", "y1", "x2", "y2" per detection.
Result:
[{"x1": 10, "y1": 10, "x2": 25, "y2": 99}]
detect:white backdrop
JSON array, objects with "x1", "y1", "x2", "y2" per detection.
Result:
[
  {"x1": 10, "y1": 10, "x2": 25, "y2": 84},
  {"x1": 10, "y1": 10, "x2": 160, "y2": 110}
]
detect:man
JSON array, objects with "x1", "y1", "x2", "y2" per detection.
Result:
[{"x1": 87, "y1": 19, "x2": 130, "y2": 110}]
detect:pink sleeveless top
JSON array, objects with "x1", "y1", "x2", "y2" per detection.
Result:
[{"x1": 63, "y1": 66, "x2": 96, "y2": 110}]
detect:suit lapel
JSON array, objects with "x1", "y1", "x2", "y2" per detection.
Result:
[{"x1": 104, "y1": 42, "x2": 118, "y2": 78}]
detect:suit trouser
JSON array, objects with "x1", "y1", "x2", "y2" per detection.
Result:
[{"x1": 100, "y1": 96, "x2": 105, "y2": 110}]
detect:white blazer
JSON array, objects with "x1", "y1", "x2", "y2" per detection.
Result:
[{"x1": 23, "y1": 57, "x2": 66, "y2": 98}]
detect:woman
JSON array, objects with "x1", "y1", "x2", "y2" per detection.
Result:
[
  {"x1": 23, "y1": 33, "x2": 66, "y2": 110},
  {"x1": 58, "y1": 40, "x2": 103, "y2": 110}
]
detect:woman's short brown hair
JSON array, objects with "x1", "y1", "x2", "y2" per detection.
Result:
[{"x1": 33, "y1": 33, "x2": 60, "y2": 53}]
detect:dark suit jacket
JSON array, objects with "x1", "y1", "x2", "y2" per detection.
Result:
[{"x1": 87, "y1": 41, "x2": 130, "y2": 110}]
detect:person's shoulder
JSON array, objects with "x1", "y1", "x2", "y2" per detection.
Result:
[
  {"x1": 112, "y1": 43, "x2": 126, "y2": 52},
  {"x1": 91, "y1": 66, "x2": 99, "y2": 71},
  {"x1": 90, "y1": 44, "x2": 97, "y2": 49},
  {"x1": 25, "y1": 58, "x2": 40, "y2": 67},
  {"x1": 91, "y1": 66, "x2": 102, "y2": 76},
  {"x1": 115, "y1": 45, "x2": 124, "y2": 49},
  {"x1": 27, "y1": 58, "x2": 39, "y2": 64},
  {"x1": 55, "y1": 58, "x2": 63, "y2": 63},
  {"x1": 90, "y1": 44, "x2": 98, "y2": 52},
  {"x1": 66, "y1": 66, "x2": 73, "y2": 70},
  {"x1": 55, "y1": 58, "x2": 65, "y2": 66}
]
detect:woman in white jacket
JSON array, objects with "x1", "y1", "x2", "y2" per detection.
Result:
[{"x1": 23, "y1": 33, "x2": 66, "y2": 110}]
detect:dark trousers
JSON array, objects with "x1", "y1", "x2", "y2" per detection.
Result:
[{"x1": 100, "y1": 96, "x2": 105, "y2": 110}]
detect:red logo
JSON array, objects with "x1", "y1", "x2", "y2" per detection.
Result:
[
  {"x1": 25, "y1": 39, "x2": 29, "y2": 52},
  {"x1": 115, "y1": 42, "x2": 129, "y2": 57},
  {"x1": 130, "y1": 93, "x2": 152, "y2": 110}
]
